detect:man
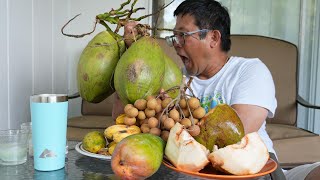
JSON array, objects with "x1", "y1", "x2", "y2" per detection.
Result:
[{"x1": 114, "y1": 0, "x2": 320, "y2": 179}]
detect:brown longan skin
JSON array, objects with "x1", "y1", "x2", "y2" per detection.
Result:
[
  {"x1": 163, "y1": 117, "x2": 175, "y2": 130},
  {"x1": 179, "y1": 98, "x2": 187, "y2": 109},
  {"x1": 180, "y1": 118, "x2": 192, "y2": 128},
  {"x1": 161, "y1": 130, "x2": 170, "y2": 142},
  {"x1": 181, "y1": 108, "x2": 190, "y2": 117},
  {"x1": 161, "y1": 97, "x2": 173, "y2": 109},
  {"x1": 124, "y1": 116, "x2": 136, "y2": 126},
  {"x1": 140, "y1": 124, "x2": 150, "y2": 133},
  {"x1": 149, "y1": 127, "x2": 161, "y2": 136},
  {"x1": 124, "y1": 104, "x2": 134, "y2": 114},
  {"x1": 188, "y1": 97, "x2": 200, "y2": 110},
  {"x1": 126, "y1": 107, "x2": 139, "y2": 118},
  {"x1": 148, "y1": 117, "x2": 159, "y2": 128},
  {"x1": 169, "y1": 109, "x2": 180, "y2": 122},
  {"x1": 137, "y1": 111, "x2": 146, "y2": 120},
  {"x1": 145, "y1": 108, "x2": 156, "y2": 118},
  {"x1": 188, "y1": 125, "x2": 200, "y2": 137},
  {"x1": 155, "y1": 104, "x2": 162, "y2": 113},
  {"x1": 192, "y1": 107, "x2": 206, "y2": 119},
  {"x1": 134, "y1": 99, "x2": 147, "y2": 110},
  {"x1": 147, "y1": 98, "x2": 158, "y2": 110}
]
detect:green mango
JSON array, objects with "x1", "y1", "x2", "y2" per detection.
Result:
[
  {"x1": 114, "y1": 37, "x2": 165, "y2": 104},
  {"x1": 77, "y1": 31, "x2": 124, "y2": 103},
  {"x1": 195, "y1": 104, "x2": 245, "y2": 151}
]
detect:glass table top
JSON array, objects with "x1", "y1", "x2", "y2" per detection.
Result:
[{"x1": 0, "y1": 141, "x2": 200, "y2": 180}]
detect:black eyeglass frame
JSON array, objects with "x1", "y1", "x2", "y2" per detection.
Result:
[{"x1": 165, "y1": 29, "x2": 211, "y2": 47}]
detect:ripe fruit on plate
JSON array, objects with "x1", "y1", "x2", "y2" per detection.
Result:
[{"x1": 82, "y1": 131, "x2": 106, "y2": 153}]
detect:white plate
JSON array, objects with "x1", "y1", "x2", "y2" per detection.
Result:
[{"x1": 75, "y1": 142, "x2": 111, "y2": 160}]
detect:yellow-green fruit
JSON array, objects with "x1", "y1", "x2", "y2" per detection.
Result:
[
  {"x1": 104, "y1": 125, "x2": 141, "y2": 141},
  {"x1": 108, "y1": 143, "x2": 117, "y2": 155},
  {"x1": 114, "y1": 37, "x2": 165, "y2": 104},
  {"x1": 82, "y1": 131, "x2": 106, "y2": 153},
  {"x1": 195, "y1": 104, "x2": 245, "y2": 152},
  {"x1": 161, "y1": 54, "x2": 183, "y2": 99},
  {"x1": 111, "y1": 133, "x2": 165, "y2": 179},
  {"x1": 77, "y1": 31, "x2": 122, "y2": 103}
]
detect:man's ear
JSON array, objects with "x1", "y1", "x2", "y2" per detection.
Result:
[{"x1": 209, "y1": 30, "x2": 222, "y2": 48}]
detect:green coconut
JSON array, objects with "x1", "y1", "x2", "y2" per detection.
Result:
[
  {"x1": 195, "y1": 104, "x2": 245, "y2": 152},
  {"x1": 114, "y1": 37, "x2": 165, "y2": 104},
  {"x1": 77, "y1": 31, "x2": 124, "y2": 103},
  {"x1": 161, "y1": 54, "x2": 183, "y2": 99}
]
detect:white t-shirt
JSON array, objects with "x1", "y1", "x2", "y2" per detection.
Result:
[{"x1": 185, "y1": 56, "x2": 277, "y2": 155}]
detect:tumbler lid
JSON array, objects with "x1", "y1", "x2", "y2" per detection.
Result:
[{"x1": 30, "y1": 94, "x2": 68, "y2": 103}]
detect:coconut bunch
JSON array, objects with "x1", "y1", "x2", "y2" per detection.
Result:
[{"x1": 62, "y1": 0, "x2": 180, "y2": 103}]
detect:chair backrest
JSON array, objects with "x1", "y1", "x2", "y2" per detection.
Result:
[
  {"x1": 80, "y1": 36, "x2": 298, "y2": 126},
  {"x1": 229, "y1": 35, "x2": 298, "y2": 125},
  {"x1": 81, "y1": 95, "x2": 114, "y2": 116}
]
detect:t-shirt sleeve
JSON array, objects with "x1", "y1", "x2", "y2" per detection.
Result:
[{"x1": 230, "y1": 59, "x2": 277, "y2": 118}]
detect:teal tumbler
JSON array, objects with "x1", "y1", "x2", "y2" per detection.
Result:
[{"x1": 30, "y1": 94, "x2": 68, "y2": 171}]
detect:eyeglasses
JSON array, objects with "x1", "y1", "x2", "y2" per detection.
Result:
[{"x1": 165, "y1": 29, "x2": 211, "y2": 47}]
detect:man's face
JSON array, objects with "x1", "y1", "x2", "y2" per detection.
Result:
[{"x1": 173, "y1": 14, "x2": 211, "y2": 77}]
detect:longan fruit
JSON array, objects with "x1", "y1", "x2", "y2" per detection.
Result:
[
  {"x1": 161, "y1": 130, "x2": 170, "y2": 141},
  {"x1": 188, "y1": 97, "x2": 200, "y2": 110},
  {"x1": 140, "y1": 124, "x2": 150, "y2": 133},
  {"x1": 179, "y1": 98, "x2": 187, "y2": 109},
  {"x1": 180, "y1": 118, "x2": 192, "y2": 128},
  {"x1": 124, "y1": 104, "x2": 134, "y2": 114},
  {"x1": 139, "y1": 118, "x2": 148, "y2": 125},
  {"x1": 155, "y1": 103, "x2": 162, "y2": 113},
  {"x1": 146, "y1": 95, "x2": 155, "y2": 101},
  {"x1": 126, "y1": 107, "x2": 139, "y2": 118},
  {"x1": 161, "y1": 97, "x2": 173, "y2": 109},
  {"x1": 149, "y1": 127, "x2": 161, "y2": 136},
  {"x1": 169, "y1": 109, "x2": 180, "y2": 122},
  {"x1": 134, "y1": 99, "x2": 147, "y2": 110},
  {"x1": 159, "y1": 114, "x2": 168, "y2": 124},
  {"x1": 181, "y1": 108, "x2": 190, "y2": 117},
  {"x1": 192, "y1": 107, "x2": 206, "y2": 119},
  {"x1": 188, "y1": 125, "x2": 200, "y2": 137},
  {"x1": 156, "y1": 98, "x2": 162, "y2": 105},
  {"x1": 137, "y1": 111, "x2": 146, "y2": 120},
  {"x1": 148, "y1": 117, "x2": 159, "y2": 128},
  {"x1": 190, "y1": 118, "x2": 199, "y2": 125},
  {"x1": 124, "y1": 116, "x2": 136, "y2": 126},
  {"x1": 147, "y1": 98, "x2": 158, "y2": 110},
  {"x1": 145, "y1": 108, "x2": 156, "y2": 118},
  {"x1": 163, "y1": 117, "x2": 175, "y2": 130}
]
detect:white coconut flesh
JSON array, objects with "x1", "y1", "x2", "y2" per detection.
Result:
[
  {"x1": 208, "y1": 132, "x2": 269, "y2": 175},
  {"x1": 165, "y1": 122, "x2": 210, "y2": 172}
]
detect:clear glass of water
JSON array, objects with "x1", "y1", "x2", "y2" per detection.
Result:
[
  {"x1": 20, "y1": 122, "x2": 33, "y2": 157},
  {"x1": 0, "y1": 129, "x2": 29, "y2": 165}
]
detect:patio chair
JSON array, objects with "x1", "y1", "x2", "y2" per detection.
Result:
[{"x1": 229, "y1": 35, "x2": 320, "y2": 169}]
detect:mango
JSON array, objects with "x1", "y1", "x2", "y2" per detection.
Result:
[
  {"x1": 111, "y1": 133, "x2": 164, "y2": 179},
  {"x1": 82, "y1": 131, "x2": 106, "y2": 153}
]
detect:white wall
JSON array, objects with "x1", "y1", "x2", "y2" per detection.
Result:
[{"x1": 0, "y1": 0, "x2": 152, "y2": 130}]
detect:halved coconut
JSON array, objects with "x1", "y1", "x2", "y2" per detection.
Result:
[
  {"x1": 208, "y1": 132, "x2": 269, "y2": 175},
  {"x1": 164, "y1": 122, "x2": 210, "y2": 172}
]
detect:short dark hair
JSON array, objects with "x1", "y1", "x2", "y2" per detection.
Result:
[{"x1": 174, "y1": 0, "x2": 231, "y2": 52}]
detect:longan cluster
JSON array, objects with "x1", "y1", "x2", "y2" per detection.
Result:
[{"x1": 122, "y1": 95, "x2": 206, "y2": 142}]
